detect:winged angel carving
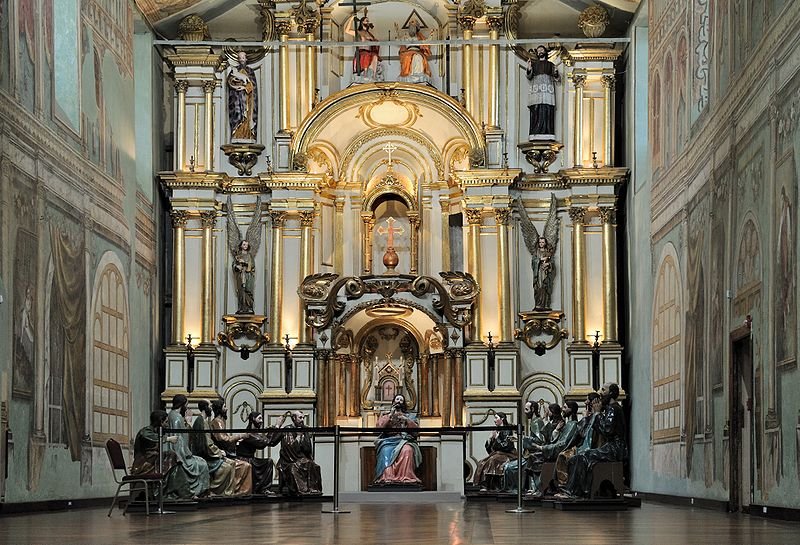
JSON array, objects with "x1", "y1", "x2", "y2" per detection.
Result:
[
  {"x1": 226, "y1": 196, "x2": 262, "y2": 314},
  {"x1": 515, "y1": 194, "x2": 560, "y2": 310}
]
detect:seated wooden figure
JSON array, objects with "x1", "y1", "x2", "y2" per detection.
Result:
[
  {"x1": 236, "y1": 412, "x2": 276, "y2": 495},
  {"x1": 265, "y1": 411, "x2": 322, "y2": 496},
  {"x1": 472, "y1": 412, "x2": 516, "y2": 492},
  {"x1": 373, "y1": 394, "x2": 422, "y2": 485}
]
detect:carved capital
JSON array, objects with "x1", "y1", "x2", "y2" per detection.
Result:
[
  {"x1": 486, "y1": 16, "x2": 504, "y2": 33},
  {"x1": 439, "y1": 201, "x2": 450, "y2": 214},
  {"x1": 334, "y1": 199, "x2": 345, "y2": 212},
  {"x1": 170, "y1": 210, "x2": 189, "y2": 228},
  {"x1": 408, "y1": 214, "x2": 421, "y2": 227},
  {"x1": 568, "y1": 207, "x2": 586, "y2": 224},
  {"x1": 465, "y1": 208, "x2": 483, "y2": 225},
  {"x1": 299, "y1": 210, "x2": 315, "y2": 227},
  {"x1": 571, "y1": 74, "x2": 587, "y2": 89},
  {"x1": 598, "y1": 207, "x2": 616, "y2": 224},
  {"x1": 200, "y1": 210, "x2": 217, "y2": 229},
  {"x1": 601, "y1": 74, "x2": 616, "y2": 90},
  {"x1": 175, "y1": 79, "x2": 190, "y2": 93},
  {"x1": 202, "y1": 80, "x2": 217, "y2": 94},
  {"x1": 458, "y1": 16, "x2": 476, "y2": 32},
  {"x1": 274, "y1": 19, "x2": 293, "y2": 36},
  {"x1": 270, "y1": 211, "x2": 286, "y2": 227},
  {"x1": 494, "y1": 208, "x2": 511, "y2": 225},
  {"x1": 300, "y1": 18, "x2": 319, "y2": 35}
]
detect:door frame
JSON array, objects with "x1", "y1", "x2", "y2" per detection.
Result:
[{"x1": 728, "y1": 320, "x2": 753, "y2": 512}]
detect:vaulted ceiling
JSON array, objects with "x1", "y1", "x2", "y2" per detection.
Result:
[{"x1": 135, "y1": 0, "x2": 641, "y2": 40}]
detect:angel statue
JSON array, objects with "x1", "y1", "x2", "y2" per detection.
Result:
[
  {"x1": 226, "y1": 196, "x2": 262, "y2": 314},
  {"x1": 515, "y1": 194, "x2": 560, "y2": 310}
]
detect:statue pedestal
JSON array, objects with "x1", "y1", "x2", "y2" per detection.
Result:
[
  {"x1": 274, "y1": 132, "x2": 292, "y2": 171},
  {"x1": 518, "y1": 140, "x2": 564, "y2": 173},
  {"x1": 566, "y1": 341, "x2": 594, "y2": 401},
  {"x1": 220, "y1": 143, "x2": 265, "y2": 176},
  {"x1": 190, "y1": 343, "x2": 220, "y2": 399},
  {"x1": 161, "y1": 344, "x2": 190, "y2": 402},
  {"x1": 516, "y1": 310, "x2": 568, "y2": 356}
]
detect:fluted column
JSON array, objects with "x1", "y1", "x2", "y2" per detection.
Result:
[
  {"x1": 459, "y1": 16, "x2": 476, "y2": 117},
  {"x1": 569, "y1": 207, "x2": 587, "y2": 343},
  {"x1": 269, "y1": 211, "x2": 286, "y2": 344},
  {"x1": 600, "y1": 207, "x2": 618, "y2": 343},
  {"x1": 441, "y1": 351, "x2": 453, "y2": 426},
  {"x1": 495, "y1": 208, "x2": 512, "y2": 342},
  {"x1": 298, "y1": 210, "x2": 315, "y2": 344},
  {"x1": 276, "y1": 19, "x2": 292, "y2": 132},
  {"x1": 200, "y1": 211, "x2": 216, "y2": 343},
  {"x1": 440, "y1": 200, "x2": 450, "y2": 271},
  {"x1": 337, "y1": 355, "x2": 347, "y2": 417},
  {"x1": 348, "y1": 356, "x2": 359, "y2": 416},
  {"x1": 602, "y1": 75, "x2": 615, "y2": 167},
  {"x1": 202, "y1": 80, "x2": 215, "y2": 171},
  {"x1": 175, "y1": 80, "x2": 189, "y2": 171},
  {"x1": 361, "y1": 213, "x2": 374, "y2": 275},
  {"x1": 408, "y1": 212, "x2": 420, "y2": 274},
  {"x1": 419, "y1": 354, "x2": 431, "y2": 416},
  {"x1": 334, "y1": 199, "x2": 345, "y2": 274},
  {"x1": 572, "y1": 74, "x2": 587, "y2": 167},
  {"x1": 453, "y1": 349, "x2": 464, "y2": 426},
  {"x1": 465, "y1": 208, "x2": 483, "y2": 342},
  {"x1": 431, "y1": 354, "x2": 441, "y2": 417},
  {"x1": 170, "y1": 210, "x2": 188, "y2": 344},
  {"x1": 487, "y1": 16, "x2": 504, "y2": 128}
]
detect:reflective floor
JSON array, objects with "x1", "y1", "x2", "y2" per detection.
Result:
[{"x1": 0, "y1": 501, "x2": 798, "y2": 544}]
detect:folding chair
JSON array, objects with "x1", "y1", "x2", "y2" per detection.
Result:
[{"x1": 105, "y1": 438, "x2": 164, "y2": 516}]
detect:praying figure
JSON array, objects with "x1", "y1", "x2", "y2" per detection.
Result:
[
  {"x1": 227, "y1": 51, "x2": 258, "y2": 141},
  {"x1": 526, "y1": 46, "x2": 560, "y2": 140},
  {"x1": 374, "y1": 394, "x2": 422, "y2": 485},
  {"x1": 265, "y1": 411, "x2": 323, "y2": 496},
  {"x1": 395, "y1": 17, "x2": 432, "y2": 83},
  {"x1": 472, "y1": 412, "x2": 516, "y2": 492}
]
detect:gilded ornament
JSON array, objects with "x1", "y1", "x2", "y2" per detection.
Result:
[
  {"x1": 169, "y1": 209, "x2": 189, "y2": 228},
  {"x1": 292, "y1": 0, "x2": 319, "y2": 33},
  {"x1": 175, "y1": 79, "x2": 190, "y2": 93},
  {"x1": 571, "y1": 73, "x2": 587, "y2": 88},
  {"x1": 487, "y1": 16, "x2": 504, "y2": 33},
  {"x1": 200, "y1": 210, "x2": 216, "y2": 228},
  {"x1": 177, "y1": 14, "x2": 211, "y2": 41},
  {"x1": 459, "y1": 0, "x2": 487, "y2": 21},
  {"x1": 515, "y1": 311, "x2": 568, "y2": 356},
  {"x1": 299, "y1": 210, "x2": 315, "y2": 227},
  {"x1": 464, "y1": 208, "x2": 483, "y2": 225},
  {"x1": 568, "y1": 207, "x2": 586, "y2": 224},
  {"x1": 269, "y1": 210, "x2": 286, "y2": 228},
  {"x1": 577, "y1": 4, "x2": 609, "y2": 38},
  {"x1": 221, "y1": 143, "x2": 265, "y2": 176},
  {"x1": 598, "y1": 207, "x2": 615, "y2": 224},
  {"x1": 274, "y1": 19, "x2": 293, "y2": 36},
  {"x1": 494, "y1": 208, "x2": 511, "y2": 225},
  {"x1": 601, "y1": 74, "x2": 616, "y2": 90},
  {"x1": 217, "y1": 315, "x2": 269, "y2": 359}
]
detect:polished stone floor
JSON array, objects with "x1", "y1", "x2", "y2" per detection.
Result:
[{"x1": 0, "y1": 501, "x2": 798, "y2": 544}]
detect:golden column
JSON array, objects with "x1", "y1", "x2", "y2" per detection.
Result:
[
  {"x1": 419, "y1": 354, "x2": 430, "y2": 416},
  {"x1": 408, "y1": 212, "x2": 420, "y2": 274},
  {"x1": 303, "y1": 19, "x2": 319, "y2": 115},
  {"x1": 600, "y1": 207, "x2": 618, "y2": 343},
  {"x1": 170, "y1": 210, "x2": 189, "y2": 344},
  {"x1": 298, "y1": 210, "x2": 315, "y2": 344},
  {"x1": 317, "y1": 350, "x2": 330, "y2": 426},
  {"x1": 348, "y1": 357, "x2": 359, "y2": 416},
  {"x1": 569, "y1": 207, "x2": 587, "y2": 343},
  {"x1": 431, "y1": 354, "x2": 441, "y2": 416},
  {"x1": 200, "y1": 210, "x2": 216, "y2": 343},
  {"x1": 453, "y1": 349, "x2": 464, "y2": 426},
  {"x1": 269, "y1": 211, "x2": 286, "y2": 344},
  {"x1": 276, "y1": 19, "x2": 293, "y2": 132},
  {"x1": 334, "y1": 199, "x2": 345, "y2": 274},
  {"x1": 337, "y1": 355, "x2": 347, "y2": 417},
  {"x1": 175, "y1": 80, "x2": 189, "y2": 171},
  {"x1": 440, "y1": 200, "x2": 451, "y2": 271},
  {"x1": 441, "y1": 351, "x2": 453, "y2": 426},
  {"x1": 465, "y1": 207, "x2": 483, "y2": 341},
  {"x1": 202, "y1": 80, "x2": 215, "y2": 171},
  {"x1": 495, "y1": 208, "x2": 513, "y2": 342},
  {"x1": 601, "y1": 74, "x2": 615, "y2": 167},
  {"x1": 571, "y1": 74, "x2": 587, "y2": 167},
  {"x1": 486, "y1": 16, "x2": 504, "y2": 128},
  {"x1": 361, "y1": 213, "x2": 375, "y2": 275},
  {"x1": 459, "y1": 16, "x2": 476, "y2": 117}
]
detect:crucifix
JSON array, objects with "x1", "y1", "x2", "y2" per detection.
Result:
[
  {"x1": 340, "y1": 0, "x2": 371, "y2": 41},
  {"x1": 381, "y1": 141, "x2": 397, "y2": 170}
]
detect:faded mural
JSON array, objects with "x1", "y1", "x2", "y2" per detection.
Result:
[{"x1": 0, "y1": 1, "x2": 159, "y2": 502}]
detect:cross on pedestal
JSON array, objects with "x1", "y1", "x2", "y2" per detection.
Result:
[{"x1": 376, "y1": 216, "x2": 405, "y2": 248}]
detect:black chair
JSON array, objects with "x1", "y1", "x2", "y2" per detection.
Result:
[{"x1": 105, "y1": 438, "x2": 164, "y2": 516}]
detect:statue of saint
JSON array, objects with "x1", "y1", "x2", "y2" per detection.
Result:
[
  {"x1": 130, "y1": 410, "x2": 178, "y2": 480},
  {"x1": 349, "y1": 9, "x2": 381, "y2": 81},
  {"x1": 265, "y1": 411, "x2": 323, "y2": 496},
  {"x1": 237, "y1": 412, "x2": 276, "y2": 495},
  {"x1": 395, "y1": 17, "x2": 432, "y2": 83},
  {"x1": 210, "y1": 400, "x2": 253, "y2": 496},
  {"x1": 163, "y1": 395, "x2": 210, "y2": 499},
  {"x1": 190, "y1": 399, "x2": 239, "y2": 496},
  {"x1": 526, "y1": 46, "x2": 560, "y2": 140},
  {"x1": 226, "y1": 196, "x2": 262, "y2": 314},
  {"x1": 472, "y1": 412, "x2": 516, "y2": 492},
  {"x1": 374, "y1": 394, "x2": 422, "y2": 485},
  {"x1": 516, "y1": 194, "x2": 560, "y2": 310},
  {"x1": 227, "y1": 51, "x2": 258, "y2": 142}
]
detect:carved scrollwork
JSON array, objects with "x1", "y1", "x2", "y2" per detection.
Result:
[
  {"x1": 299, "y1": 272, "x2": 338, "y2": 300},
  {"x1": 217, "y1": 315, "x2": 270, "y2": 359},
  {"x1": 515, "y1": 311, "x2": 568, "y2": 356}
]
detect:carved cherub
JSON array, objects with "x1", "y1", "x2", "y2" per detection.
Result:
[
  {"x1": 516, "y1": 193, "x2": 560, "y2": 310},
  {"x1": 226, "y1": 195, "x2": 262, "y2": 314}
]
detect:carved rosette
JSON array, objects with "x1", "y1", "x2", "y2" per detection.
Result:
[
  {"x1": 221, "y1": 143, "x2": 266, "y2": 176},
  {"x1": 217, "y1": 315, "x2": 269, "y2": 359},
  {"x1": 515, "y1": 310, "x2": 569, "y2": 356},
  {"x1": 459, "y1": 0, "x2": 487, "y2": 21}
]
